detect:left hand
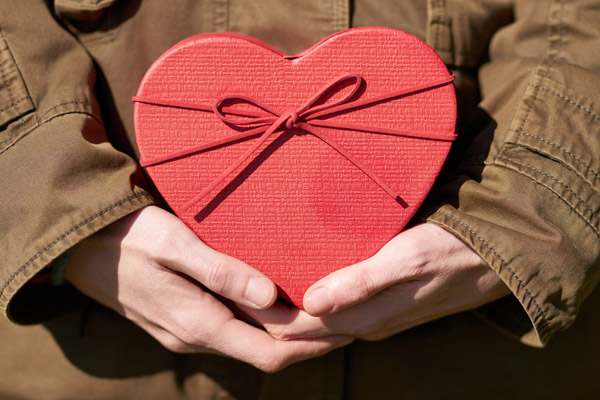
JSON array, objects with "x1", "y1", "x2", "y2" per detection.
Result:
[{"x1": 241, "y1": 223, "x2": 512, "y2": 341}]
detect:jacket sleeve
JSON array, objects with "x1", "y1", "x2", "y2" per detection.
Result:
[
  {"x1": 423, "y1": 0, "x2": 600, "y2": 347},
  {"x1": 0, "y1": 1, "x2": 155, "y2": 323}
]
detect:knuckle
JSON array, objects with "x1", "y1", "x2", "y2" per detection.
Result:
[
  {"x1": 165, "y1": 341, "x2": 190, "y2": 354},
  {"x1": 354, "y1": 319, "x2": 388, "y2": 342},
  {"x1": 152, "y1": 229, "x2": 171, "y2": 254},
  {"x1": 267, "y1": 325, "x2": 293, "y2": 341},
  {"x1": 158, "y1": 335, "x2": 192, "y2": 354},
  {"x1": 250, "y1": 345, "x2": 293, "y2": 373},
  {"x1": 169, "y1": 318, "x2": 210, "y2": 349},
  {"x1": 179, "y1": 329, "x2": 208, "y2": 348},
  {"x1": 360, "y1": 330, "x2": 390, "y2": 342},
  {"x1": 255, "y1": 357, "x2": 287, "y2": 374},
  {"x1": 172, "y1": 329, "x2": 196, "y2": 347},
  {"x1": 204, "y1": 260, "x2": 232, "y2": 294},
  {"x1": 153, "y1": 227, "x2": 184, "y2": 255},
  {"x1": 354, "y1": 268, "x2": 376, "y2": 300},
  {"x1": 154, "y1": 226, "x2": 174, "y2": 248}
]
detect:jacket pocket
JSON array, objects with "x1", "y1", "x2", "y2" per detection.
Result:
[
  {"x1": 504, "y1": 72, "x2": 600, "y2": 195},
  {"x1": 499, "y1": 71, "x2": 600, "y2": 238},
  {"x1": 0, "y1": 30, "x2": 34, "y2": 130}
]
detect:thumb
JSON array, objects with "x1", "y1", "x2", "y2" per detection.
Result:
[
  {"x1": 302, "y1": 223, "x2": 477, "y2": 316},
  {"x1": 302, "y1": 249, "x2": 403, "y2": 316}
]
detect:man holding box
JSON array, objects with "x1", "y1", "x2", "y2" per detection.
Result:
[{"x1": 1, "y1": 1, "x2": 599, "y2": 398}]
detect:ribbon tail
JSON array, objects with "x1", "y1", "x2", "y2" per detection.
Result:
[
  {"x1": 141, "y1": 127, "x2": 269, "y2": 167},
  {"x1": 182, "y1": 115, "x2": 288, "y2": 211},
  {"x1": 308, "y1": 120, "x2": 457, "y2": 141},
  {"x1": 298, "y1": 124, "x2": 408, "y2": 208},
  {"x1": 132, "y1": 96, "x2": 214, "y2": 113}
]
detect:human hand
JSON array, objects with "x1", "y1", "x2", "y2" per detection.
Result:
[
  {"x1": 64, "y1": 205, "x2": 352, "y2": 372},
  {"x1": 241, "y1": 223, "x2": 511, "y2": 341}
]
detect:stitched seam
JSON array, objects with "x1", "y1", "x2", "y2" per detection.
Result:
[
  {"x1": 0, "y1": 110, "x2": 32, "y2": 147},
  {"x1": 331, "y1": 0, "x2": 336, "y2": 34},
  {"x1": 212, "y1": 0, "x2": 229, "y2": 31},
  {"x1": 509, "y1": 0, "x2": 565, "y2": 156},
  {"x1": 434, "y1": 0, "x2": 444, "y2": 51},
  {"x1": 40, "y1": 108, "x2": 101, "y2": 127},
  {"x1": 0, "y1": 43, "x2": 18, "y2": 114},
  {"x1": 21, "y1": 113, "x2": 26, "y2": 133},
  {"x1": 0, "y1": 96, "x2": 29, "y2": 114},
  {"x1": 0, "y1": 192, "x2": 150, "y2": 299},
  {"x1": 543, "y1": 0, "x2": 566, "y2": 77},
  {"x1": 0, "y1": 26, "x2": 35, "y2": 121},
  {"x1": 459, "y1": 157, "x2": 600, "y2": 234},
  {"x1": 495, "y1": 154, "x2": 597, "y2": 220},
  {"x1": 490, "y1": 153, "x2": 600, "y2": 237},
  {"x1": 509, "y1": 128, "x2": 600, "y2": 183},
  {"x1": 529, "y1": 84, "x2": 600, "y2": 122},
  {"x1": 435, "y1": 210, "x2": 551, "y2": 337},
  {"x1": 331, "y1": 0, "x2": 349, "y2": 33},
  {"x1": 0, "y1": 109, "x2": 102, "y2": 156},
  {"x1": 212, "y1": 0, "x2": 217, "y2": 30},
  {"x1": 0, "y1": 26, "x2": 17, "y2": 111},
  {"x1": 510, "y1": 86, "x2": 539, "y2": 159},
  {"x1": 37, "y1": 100, "x2": 97, "y2": 123}
]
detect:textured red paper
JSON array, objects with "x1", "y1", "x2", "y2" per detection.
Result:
[{"x1": 133, "y1": 27, "x2": 456, "y2": 308}]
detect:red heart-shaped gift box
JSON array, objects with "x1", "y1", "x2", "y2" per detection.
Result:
[{"x1": 133, "y1": 27, "x2": 456, "y2": 308}]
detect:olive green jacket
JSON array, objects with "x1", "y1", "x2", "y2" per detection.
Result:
[{"x1": 1, "y1": 0, "x2": 599, "y2": 398}]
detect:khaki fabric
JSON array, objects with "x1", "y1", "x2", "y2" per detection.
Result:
[{"x1": 1, "y1": 0, "x2": 599, "y2": 398}]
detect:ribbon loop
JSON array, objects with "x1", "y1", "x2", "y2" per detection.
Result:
[
  {"x1": 300, "y1": 74, "x2": 363, "y2": 119},
  {"x1": 213, "y1": 95, "x2": 280, "y2": 127}
]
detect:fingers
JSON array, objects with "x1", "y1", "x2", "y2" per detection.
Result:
[
  {"x1": 146, "y1": 300, "x2": 352, "y2": 373},
  {"x1": 191, "y1": 247, "x2": 277, "y2": 309},
  {"x1": 151, "y1": 209, "x2": 277, "y2": 309},
  {"x1": 175, "y1": 242, "x2": 277, "y2": 309},
  {"x1": 245, "y1": 281, "x2": 441, "y2": 342},
  {"x1": 241, "y1": 301, "x2": 339, "y2": 340},
  {"x1": 216, "y1": 319, "x2": 353, "y2": 373},
  {"x1": 128, "y1": 268, "x2": 352, "y2": 373}
]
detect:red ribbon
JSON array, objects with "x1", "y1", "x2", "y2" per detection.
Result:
[{"x1": 133, "y1": 73, "x2": 456, "y2": 211}]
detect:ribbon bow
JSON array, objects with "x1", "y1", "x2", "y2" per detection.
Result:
[{"x1": 133, "y1": 73, "x2": 456, "y2": 211}]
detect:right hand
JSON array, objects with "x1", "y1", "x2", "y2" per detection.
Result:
[{"x1": 64, "y1": 205, "x2": 352, "y2": 372}]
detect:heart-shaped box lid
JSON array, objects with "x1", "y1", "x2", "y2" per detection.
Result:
[{"x1": 133, "y1": 27, "x2": 456, "y2": 308}]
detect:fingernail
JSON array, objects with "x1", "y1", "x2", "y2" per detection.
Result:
[
  {"x1": 305, "y1": 286, "x2": 334, "y2": 315},
  {"x1": 244, "y1": 277, "x2": 275, "y2": 308}
]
